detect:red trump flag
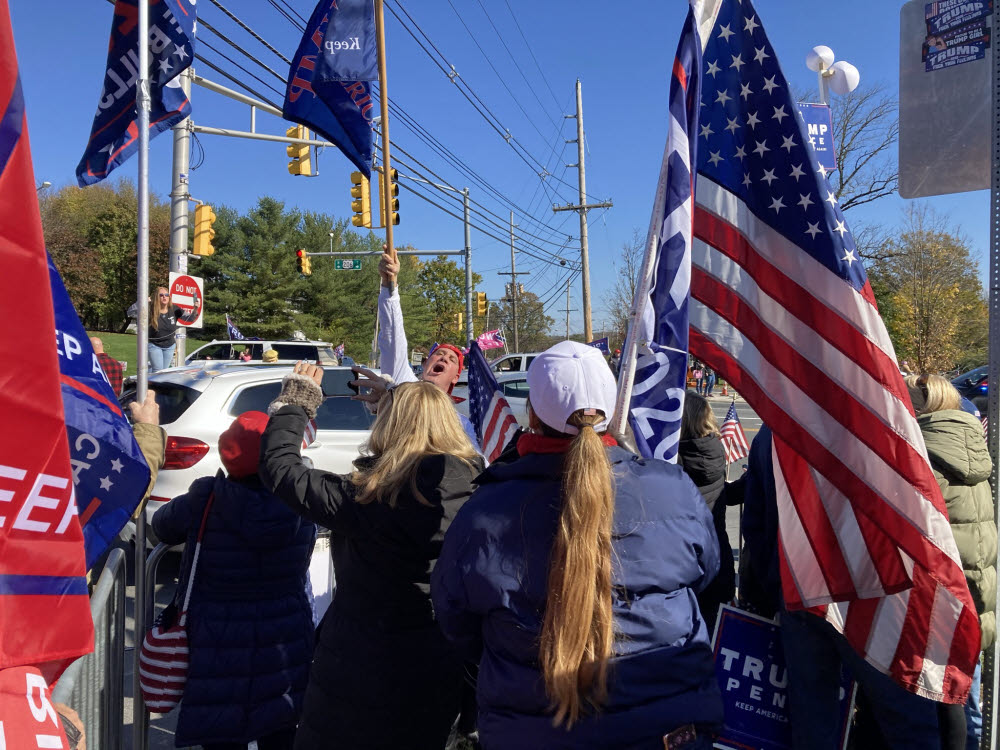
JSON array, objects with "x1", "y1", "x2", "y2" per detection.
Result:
[{"x1": 0, "y1": 0, "x2": 94, "y2": 681}]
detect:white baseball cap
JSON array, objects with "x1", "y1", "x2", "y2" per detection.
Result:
[{"x1": 526, "y1": 341, "x2": 618, "y2": 435}]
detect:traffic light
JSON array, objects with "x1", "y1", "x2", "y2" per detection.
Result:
[
  {"x1": 192, "y1": 204, "x2": 216, "y2": 256},
  {"x1": 454, "y1": 312, "x2": 464, "y2": 330},
  {"x1": 296, "y1": 248, "x2": 312, "y2": 276},
  {"x1": 377, "y1": 167, "x2": 400, "y2": 226},
  {"x1": 286, "y1": 125, "x2": 311, "y2": 176},
  {"x1": 475, "y1": 292, "x2": 487, "y2": 316},
  {"x1": 350, "y1": 171, "x2": 371, "y2": 228}
]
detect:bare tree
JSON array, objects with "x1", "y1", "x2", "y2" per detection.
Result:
[
  {"x1": 830, "y1": 83, "x2": 898, "y2": 211},
  {"x1": 602, "y1": 229, "x2": 645, "y2": 350}
]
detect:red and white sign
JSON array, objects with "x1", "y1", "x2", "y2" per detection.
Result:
[{"x1": 168, "y1": 272, "x2": 204, "y2": 329}]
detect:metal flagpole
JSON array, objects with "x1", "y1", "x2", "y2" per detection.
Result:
[
  {"x1": 133, "y1": 0, "x2": 152, "y2": 745},
  {"x1": 374, "y1": 0, "x2": 394, "y2": 261},
  {"x1": 169, "y1": 67, "x2": 192, "y2": 362}
]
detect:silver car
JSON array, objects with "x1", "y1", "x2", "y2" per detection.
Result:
[{"x1": 121, "y1": 363, "x2": 374, "y2": 545}]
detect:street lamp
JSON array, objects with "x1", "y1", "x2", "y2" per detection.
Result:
[
  {"x1": 806, "y1": 46, "x2": 860, "y2": 104},
  {"x1": 328, "y1": 230, "x2": 335, "y2": 253},
  {"x1": 36, "y1": 180, "x2": 51, "y2": 192}
]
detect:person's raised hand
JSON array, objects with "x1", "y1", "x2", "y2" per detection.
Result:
[
  {"x1": 349, "y1": 365, "x2": 389, "y2": 404},
  {"x1": 293, "y1": 361, "x2": 324, "y2": 388},
  {"x1": 378, "y1": 246, "x2": 400, "y2": 290},
  {"x1": 129, "y1": 391, "x2": 160, "y2": 426}
]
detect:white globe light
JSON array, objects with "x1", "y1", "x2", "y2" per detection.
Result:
[
  {"x1": 828, "y1": 60, "x2": 860, "y2": 95},
  {"x1": 806, "y1": 45, "x2": 835, "y2": 72}
]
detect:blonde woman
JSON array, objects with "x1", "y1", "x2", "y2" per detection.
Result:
[
  {"x1": 906, "y1": 373, "x2": 996, "y2": 750},
  {"x1": 432, "y1": 341, "x2": 722, "y2": 749},
  {"x1": 260, "y1": 364, "x2": 484, "y2": 750},
  {"x1": 148, "y1": 285, "x2": 199, "y2": 372}
]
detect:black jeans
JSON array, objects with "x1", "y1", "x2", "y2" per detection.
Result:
[{"x1": 203, "y1": 727, "x2": 296, "y2": 750}]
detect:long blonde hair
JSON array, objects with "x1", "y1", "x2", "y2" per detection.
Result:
[
  {"x1": 536, "y1": 406, "x2": 615, "y2": 728},
  {"x1": 905, "y1": 373, "x2": 962, "y2": 415},
  {"x1": 150, "y1": 285, "x2": 170, "y2": 323},
  {"x1": 350, "y1": 381, "x2": 478, "y2": 506},
  {"x1": 681, "y1": 392, "x2": 719, "y2": 440}
]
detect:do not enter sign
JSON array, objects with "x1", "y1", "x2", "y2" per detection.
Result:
[{"x1": 168, "y1": 272, "x2": 204, "y2": 328}]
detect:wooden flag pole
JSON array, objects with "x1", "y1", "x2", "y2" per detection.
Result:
[{"x1": 374, "y1": 0, "x2": 394, "y2": 260}]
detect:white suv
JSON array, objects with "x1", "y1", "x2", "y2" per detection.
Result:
[
  {"x1": 121, "y1": 363, "x2": 374, "y2": 545},
  {"x1": 185, "y1": 339, "x2": 340, "y2": 365}
]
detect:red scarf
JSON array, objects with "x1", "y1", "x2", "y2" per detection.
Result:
[{"x1": 517, "y1": 431, "x2": 618, "y2": 456}]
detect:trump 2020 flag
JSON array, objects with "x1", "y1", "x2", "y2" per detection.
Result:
[
  {"x1": 316, "y1": 0, "x2": 377, "y2": 83},
  {"x1": 226, "y1": 314, "x2": 246, "y2": 341},
  {"x1": 466, "y1": 343, "x2": 519, "y2": 462},
  {"x1": 0, "y1": 1, "x2": 94, "y2": 680},
  {"x1": 49, "y1": 255, "x2": 151, "y2": 569},
  {"x1": 689, "y1": 0, "x2": 979, "y2": 702},
  {"x1": 76, "y1": 0, "x2": 196, "y2": 186},
  {"x1": 615, "y1": 2, "x2": 701, "y2": 465},
  {"x1": 285, "y1": 0, "x2": 374, "y2": 177}
]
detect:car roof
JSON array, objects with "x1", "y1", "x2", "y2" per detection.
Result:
[
  {"x1": 192, "y1": 339, "x2": 332, "y2": 347},
  {"x1": 149, "y1": 363, "x2": 367, "y2": 392}
]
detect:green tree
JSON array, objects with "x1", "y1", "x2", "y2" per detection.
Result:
[
  {"x1": 493, "y1": 290, "x2": 554, "y2": 352},
  {"x1": 414, "y1": 255, "x2": 482, "y2": 345},
  {"x1": 867, "y1": 206, "x2": 987, "y2": 372},
  {"x1": 41, "y1": 180, "x2": 170, "y2": 330}
]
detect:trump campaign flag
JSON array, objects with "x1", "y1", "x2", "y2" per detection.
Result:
[
  {"x1": 284, "y1": 0, "x2": 375, "y2": 177},
  {"x1": 315, "y1": 0, "x2": 377, "y2": 83},
  {"x1": 50, "y1": 255, "x2": 151, "y2": 569},
  {"x1": 613, "y1": 1, "x2": 701, "y2": 465},
  {"x1": 476, "y1": 329, "x2": 505, "y2": 351},
  {"x1": 466, "y1": 343, "x2": 520, "y2": 462},
  {"x1": 688, "y1": 0, "x2": 979, "y2": 702},
  {"x1": 0, "y1": 1, "x2": 94, "y2": 679},
  {"x1": 76, "y1": 0, "x2": 196, "y2": 186},
  {"x1": 226, "y1": 313, "x2": 247, "y2": 341}
]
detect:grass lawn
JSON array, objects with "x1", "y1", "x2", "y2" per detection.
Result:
[{"x1": 86, "y1": 330, "x2": 212, "y2": 374}]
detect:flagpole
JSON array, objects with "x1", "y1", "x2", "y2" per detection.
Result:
[
  {"x1": 133, "y1": 1, "x2": 151, "y2": 744},
  {"x1": 608, "y1": 138, "x2": 674, "y2": 437},
  {"x1": 374, "y1": 0, "x2": 394, "y2": 261}
]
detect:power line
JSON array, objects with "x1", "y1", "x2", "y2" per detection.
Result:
[
  {"x1": 207, "y1": 0, "x2": 293, "y2": 65},
  {"x1": 501, "y1": 0, "x2": 563, "y2": 111}
]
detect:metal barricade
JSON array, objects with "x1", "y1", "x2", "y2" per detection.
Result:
[
  {"x1": 133, "y1": 542, "x2": 181, "y2": 750},
  {"x1": 52, "y1": 547, "x2": 127, "y2": 750}
]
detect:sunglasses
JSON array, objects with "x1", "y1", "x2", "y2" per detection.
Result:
[{"x1": 158, "y1": 293, "x2": 170, "y2": 298}]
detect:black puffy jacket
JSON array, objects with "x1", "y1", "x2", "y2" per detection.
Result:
[
  {"x1": 151, "y1": 472, "x2": 315, "y2": 747},
  {"x1": 260, "y1": 405, "x2": 484, "y2": 750}
]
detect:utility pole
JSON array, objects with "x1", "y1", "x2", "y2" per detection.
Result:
[
  {"x1": 169, "y1": 67, "x2": 192, "y2": 362},
  {"x1": 497, "y1": 211, "x2": 529, "y2": 351},
  {"x1": 464, "y1": 188, "x2": 473, "y2": 345},
  {"x1": 553, "y1": 79, "x2": 613, "y2": 343},
  {"x1": 562, "y1": 279, "x2": 577, "y2": 340}
]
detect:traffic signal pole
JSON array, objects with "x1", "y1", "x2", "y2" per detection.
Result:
[
  {"x1": 169, "y1": 67, "x2": 192, "y2": 361},
  {"x1": 464, "y1": 188, "x2": 474, "y2": 345}
]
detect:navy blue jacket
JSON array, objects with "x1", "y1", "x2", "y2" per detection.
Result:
[
  {"x1": 152, "y1": 472, "x2": 316, "y2": 747},
  {"x1": 739, "y1": 426, "x2": 782, "y2": 617},
  {"x1": 431, "y1": 445, "x2": 723, "y2": 749}
]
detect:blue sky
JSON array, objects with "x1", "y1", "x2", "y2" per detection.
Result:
[{"x1": 9, "y1": 1, "x2": 990, "y2": 335}]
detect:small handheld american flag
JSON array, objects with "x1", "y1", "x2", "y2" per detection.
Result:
[
  {"x1": 720, "y1": 400, "x2": 749, "y2": 464},
  {"x1": 466, "y1": 342, "x2": 520, "y2": 462}
]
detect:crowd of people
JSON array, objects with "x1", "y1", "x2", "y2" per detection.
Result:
[{"x1": 129, "y1": 256, "x2": 994, "y2": 750}]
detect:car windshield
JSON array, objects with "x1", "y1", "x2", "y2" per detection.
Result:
[
  {"x1": 120, "y1": 382, "x2": 201, "y2": 425},
  {"x1": 953, "y1": 365, "x2": 987, "y2": 384}
]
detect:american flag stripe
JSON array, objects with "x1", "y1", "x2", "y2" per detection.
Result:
[
  {"x1": 481, "y1": 393, "x2": 518, "y2": 461},
  {"x1": 467, "y1": 343, "x2": 520, "y2": 462}
]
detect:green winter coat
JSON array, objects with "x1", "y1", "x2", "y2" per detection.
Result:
[{"x1": 918, "y1": 409, "x2": 997, "y2": 652}]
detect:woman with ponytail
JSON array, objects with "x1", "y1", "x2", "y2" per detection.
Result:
[{"x1": 432, "y1": 341, "x2": 723, "y2": 749}]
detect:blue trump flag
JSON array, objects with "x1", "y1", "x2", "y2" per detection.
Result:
[
  {"x1": 76, "y1": 0, "x2": 196, "y2": 186},
  {"x1": 285, "y1": 0, "x2": 374, "y2": 177},
  {"x1": 618, "y1": 5, "x2": 701, "y2": 463},
  {"x1": 49, "y1": 255, "x2": 151, "y2": 569},
  {"x1": 316, "y1": 0, "x2": 378, "y2": 83}
]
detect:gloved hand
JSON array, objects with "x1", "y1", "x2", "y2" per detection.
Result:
[{"x1": 269, "y1": 361, "x2": 324, "y2": 418}]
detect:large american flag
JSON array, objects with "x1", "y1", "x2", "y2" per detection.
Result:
[
  {"x1": 612, "y1": 0, "x2": 701, "y2": 464},
  {"x1": 719, "y1": 400, "x2": 749, "y2": 464},
  {"x1": 689, "y1": 0, "x2": 978, "y2": 702},
  {"x1": 466, "y1": 342, "x2": 519, "y2": 462}
]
